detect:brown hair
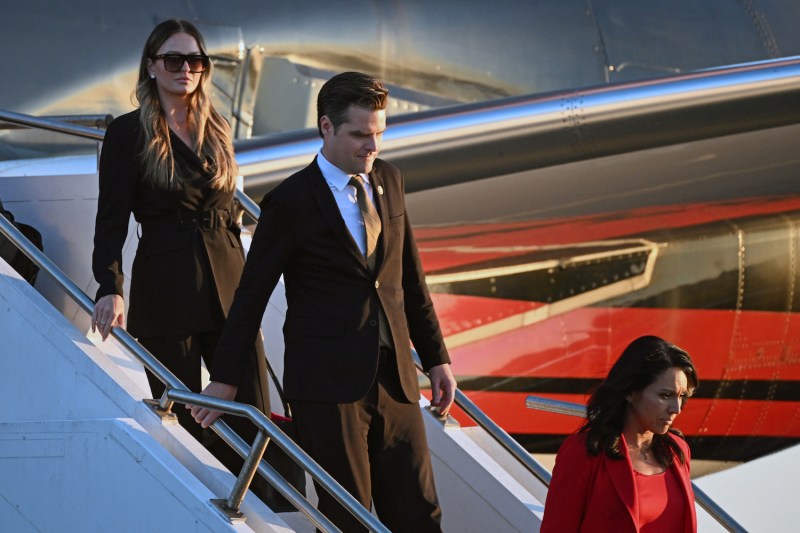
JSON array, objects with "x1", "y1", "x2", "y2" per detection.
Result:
[
  {"x1": 316, "y1": 71, "x2": 389, "y2": 137},
  {"x1": 581, "y1": 335, "x2": 699, "y2": 466},
  {"x1": 135, "y1": 19, "x2": 237, "y2": 191}
]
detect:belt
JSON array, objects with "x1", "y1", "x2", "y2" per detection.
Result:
[{"x1": 141, "y1": 209, "x2": 232, "y2": 234}]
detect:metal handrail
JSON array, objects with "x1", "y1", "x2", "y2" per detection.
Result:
[
  {"x1": 0, "y1": 109, "x2": 107, "y2": 140},
  {"x1": 235, "y1": 186, "x2": 262, "y2": 222},
  {"x1": 0, "y1": 113, "x2": 113, "y2": 131},
  {"x1": 525, "y1": 395, "x2": 748, "y2": 533},
  {"x1": 0, "y1": 203, "x2": 389, "y2": 532},
  {"x1": 411, "y1": 351, "x2": 553, "y2": 485}
]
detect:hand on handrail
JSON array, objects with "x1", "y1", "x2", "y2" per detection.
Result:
[
  {"x1": 92, "y1": 294, "x2": 125, "y2": 340},
  {"x1": 428, "y1": 363, "x2": 457, "y2": 417},
  {"x1": 189, "y1": 381, "x2": 239, "y2": 428}
]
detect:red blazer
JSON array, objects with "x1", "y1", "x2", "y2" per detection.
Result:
[{"x1": 541, "y1": 432, "x2": 697, "y2": 533}]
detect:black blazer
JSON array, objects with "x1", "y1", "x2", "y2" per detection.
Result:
[
  {"x1": 211, "y1": 157, "x2": 450, "y2": 403},
  {"x1": 92, "y1": 110, "x2": 246, "y2": 338}
]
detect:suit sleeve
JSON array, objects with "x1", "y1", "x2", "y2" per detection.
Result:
[
  {"x1": 541, "y1": 434, "x2": 593, "y2": 533},
  {"x1": 92, "y1": 116, "x2": 138, "y2": 301},
  {"x1": 398, "y1": 174, "x2": 450, "y2": 371},
  {"x1": 210, "y1": 190, "x2": 293, "y2": 386}
]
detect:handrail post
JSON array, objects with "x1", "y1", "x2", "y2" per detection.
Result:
[
  {"x1": 141, "y1": 389, "x2": 179, "y2": 425},
  {"x1": 142, "y1": 383, "x2": 178, "y2": 425},
  {"x1": 157, "y1": 387, "x2": 175, "y2": 413},
  {"x1": 212, "y1": 429, "x2": 271, "y2": 521},
  {"x1": 212, "y1": 417, "x2": 343, "y2": 532},
  {"x1": 166, "y1": 389, "x2": 389, "y2": 532},
  {"x1": 229, "y1": 430, "x2": 270, "y2": 511}
]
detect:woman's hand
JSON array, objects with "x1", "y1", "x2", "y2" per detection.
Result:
[{"x1": 92, "y1": 294, "x2": 125, "y2": 340}]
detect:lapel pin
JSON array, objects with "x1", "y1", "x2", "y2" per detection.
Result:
[{"x1": 377, "y1": 185, "x2": 384, "y2": 195}]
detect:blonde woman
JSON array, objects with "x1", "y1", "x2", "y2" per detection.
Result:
[{"x1": 91, "y1": 19, "x2": 272, "y2": 502}]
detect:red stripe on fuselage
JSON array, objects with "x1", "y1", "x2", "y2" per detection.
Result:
[
  {"x1": 437, "y1": 305, "x2": 800, "y2": 382},
  {"x1": 416, "y1": 197, "x2": 800, "y2": 271}
]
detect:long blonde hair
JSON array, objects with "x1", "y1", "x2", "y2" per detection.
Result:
[{"x1": 134, "y1": 19, "x2": 237, "y2": 191}]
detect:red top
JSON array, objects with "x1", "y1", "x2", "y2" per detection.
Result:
[
  {"x1": 635, "y1": 467, "x2": 686, "y2": 532},
  {"x1": 541, "y1": 432, "x2": 697, "y2": 532}
]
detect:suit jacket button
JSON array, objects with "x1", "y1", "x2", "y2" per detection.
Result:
[
  {"x1": 374, "y1": 281, "x2": 380, "y2": 288},
  {"x1": 369, "y1": 319, "x2": 377, "y2": 327}
]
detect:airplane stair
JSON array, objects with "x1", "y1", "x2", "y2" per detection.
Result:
[
  {"x1": 0, "y1": 257, "x2": 286, "y2": 531},
  {"x1": 0, "y1": 162, "x2": 549, "y2": 531}
]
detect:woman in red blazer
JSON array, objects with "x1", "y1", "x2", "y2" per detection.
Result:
[{"x1": 541, "y1": 335, "x2": 699, "y2": 532}]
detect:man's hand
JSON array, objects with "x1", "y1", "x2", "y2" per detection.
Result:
[
  {"x1": 428, "y1": 363, "x2": 457, "y2": 416},
  {"x1": 188, "y1": 381, "x2": 238, "y2": 428}
]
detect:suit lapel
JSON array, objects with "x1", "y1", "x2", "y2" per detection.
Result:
[
  {"x1": 307, "y1": 159, "x2": 369, "y2": 269},
  {"x1": 607, "y1": 437, "x2": 639, "y2": 530}
]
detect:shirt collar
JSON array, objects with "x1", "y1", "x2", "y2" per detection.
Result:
[{"x1": 317, "y1": 150, "x2": 370, "y2": 191}]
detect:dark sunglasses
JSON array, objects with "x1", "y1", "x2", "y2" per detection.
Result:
[{"x1": 153, "y1": 53, "x2": 209, "y2": 73}]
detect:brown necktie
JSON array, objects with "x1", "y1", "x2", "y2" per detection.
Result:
[
  {"x1": 349, "y1": 175, "x2": 382, "y2": 272},
  {"x1": 349, "y1": 175, "x2": 392, "y2": 348}
]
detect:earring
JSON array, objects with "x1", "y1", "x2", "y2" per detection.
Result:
[{"x1": 150, "y1": 75, "x2": 155, "y2": 79}]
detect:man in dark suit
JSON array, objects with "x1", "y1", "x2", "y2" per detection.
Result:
[{"x1": 192, "y1": 71, "x2": 456, "y2": 531}]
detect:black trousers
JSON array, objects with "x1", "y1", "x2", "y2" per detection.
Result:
[
  {"x1": 138, "y1": 330, "x2": 272, "y2": 501},
  {"x1": 290, "y1": 349, "x2": 442, "y2": 533}
]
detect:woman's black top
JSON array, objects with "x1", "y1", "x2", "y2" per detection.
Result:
[{"x1": 93, "y1": 110, "x2": 246, "y2": 338}]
